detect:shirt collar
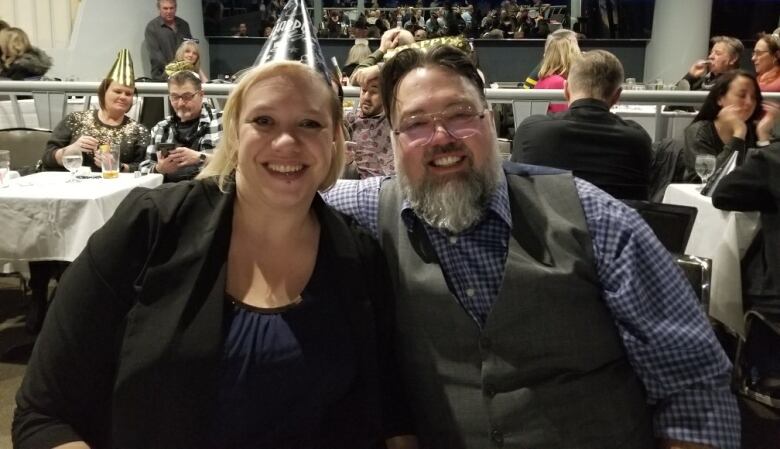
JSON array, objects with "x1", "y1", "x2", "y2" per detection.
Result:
[
  {"x1": 155, "y1": 16, "x2": 178, "y2": 28},
  {"x1": 170, "y1": 103, "x2": 211, "y2": 127},
  {"x1": 400, "y1": 168, "x2": 512, "y2": 234}
]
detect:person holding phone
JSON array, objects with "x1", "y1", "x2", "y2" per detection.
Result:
[{"x1": 142, "y1": 70, "x2": 222, "y2": 182}]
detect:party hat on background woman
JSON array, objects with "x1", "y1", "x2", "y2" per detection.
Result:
[{"x1": 105, "y1": 49, "x2": 135, "y2": 87}]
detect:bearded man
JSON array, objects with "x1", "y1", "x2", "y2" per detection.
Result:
[{"x1": 325, "y1": 45, "x2": 740, "y2": 449}]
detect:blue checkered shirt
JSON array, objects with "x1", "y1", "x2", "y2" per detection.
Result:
[{"x1": 323, "y1": 170, "x2": 740, "y2": 449}]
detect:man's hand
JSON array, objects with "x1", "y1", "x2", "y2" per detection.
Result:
[
  {"x1": 169, "y1": 147, "x2": 201, "y2": 167},
  {"x1": 154, "y1": 146, "x2": 199, "y2": 173},
  {"x1": 380, "y1": 29, "x2": 404, "y2": 53},
  {"x1": 351, "y1": 64, "x2": 381, "y2": 87},
  {"x1": 688, "y1": 60, "x2": 709, "y2": 78}
]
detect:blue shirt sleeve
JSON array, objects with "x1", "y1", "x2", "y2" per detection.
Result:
[
  {"x1": 575, "y1": 178, "x2": 740, "y2": 449},
  {"x1": 322, "y1": 177, "x2": 384, "y2": 238}
]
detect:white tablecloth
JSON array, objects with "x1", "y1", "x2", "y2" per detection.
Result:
[
  {"x1": 663, "y1": 184, "x2": 761, "y2": 334},
  {"x1": 0, "y1": 172, "x2": 162, "y2": 263}
]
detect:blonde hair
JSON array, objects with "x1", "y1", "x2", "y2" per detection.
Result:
[
  {"x1": 0, "y1": 27, "x2": 31, "y2": 67},
  {"x1": 198, "y1": 61, "x2": 345, "y2": 192},
  {"x1": 538, "y1": 32, "x2": 581, "y2": 79},
  {"x1": 174, "y1": 40, "x2": 201, "y2": 71},
  {"x1": 345, "y1": 43, "x2": 371, "y2": 66}
]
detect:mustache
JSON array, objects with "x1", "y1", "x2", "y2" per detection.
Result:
[{"x1": 425, "y1": 142, "x2": 465, "y2": 159}]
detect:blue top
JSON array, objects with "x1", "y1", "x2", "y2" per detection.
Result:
[
  {"x1": 209, "y1": 239, "x2": 357, "y2": 448},
  {"x1": 322, "y1": 165, "x2": 740, "y2": 449}
]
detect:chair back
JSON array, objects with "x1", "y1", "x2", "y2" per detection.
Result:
[
  {"x1": 0, "y1": 127, "x2": 52, "y2": 173},
  {"x1": 622, "y1": 199, "x2": 698, "y2": 255},
  {"x1": 734, "y1": 311, "x2": 780, "y2": 409},
  {"x1": 675, "y1": 254, "x2": 711, "y2": 311},
  {"x1": 648, "y1": 137, "x2": 686, "y2": 202}
]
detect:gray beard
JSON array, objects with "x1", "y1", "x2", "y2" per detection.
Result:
[{"x1": 398, "y1": 146, "x2": 501, "y2": 234}]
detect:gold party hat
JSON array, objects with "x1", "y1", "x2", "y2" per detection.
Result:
[{"x1": 106, "y1": 49, "x2": 135, "y2": 87}]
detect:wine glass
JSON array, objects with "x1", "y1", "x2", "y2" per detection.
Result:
[
  {"x1": 694, "y1": 154, "x2": 717, "y2": 185},
  {"x1": 62, "y1": 146, "x2": 83, "y2": 183}
]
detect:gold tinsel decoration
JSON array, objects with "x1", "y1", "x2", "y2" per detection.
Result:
[
  {"x1": 164, "y1": 60, "x2": 196, "y2": 77},
  {"x1": 383, "y1": 36, "x2": 472, "y2": 61}
]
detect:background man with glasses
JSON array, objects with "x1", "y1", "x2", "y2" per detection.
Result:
[
  {"x1": 325, "y1": 45, "x2": 739, "y2": 449},
  {"x1": 142, "y1": 70, "x2": 221, "y2": 182}
]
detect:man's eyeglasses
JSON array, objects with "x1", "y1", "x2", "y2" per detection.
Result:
[
  {"x1": 752, "y1": 49, "x2": 770, "y2": 57},
  {"x1": 169, "y1": 91, "x2": 200, "y2": 103},
  {"x1": 393, "y1": 105, "x2": 486, "y2": 148}
]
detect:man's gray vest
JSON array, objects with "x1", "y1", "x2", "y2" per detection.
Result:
[{"x1": 378, "y1": 167, "x2": 654, "y2": 449}]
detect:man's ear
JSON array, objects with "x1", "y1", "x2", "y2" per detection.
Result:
[{"x1": 608, "y1": 87, "x2": 622, "y2": 107}]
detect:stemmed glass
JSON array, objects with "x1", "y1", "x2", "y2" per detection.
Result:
[
  {"x1": 62, "y1": 146, "x2": 83, "y2": 183},
  {"x1": 694, "y1": 154, "x2": 717, "y2": 186}
]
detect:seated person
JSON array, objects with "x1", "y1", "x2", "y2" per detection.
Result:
[
  {"x1": 0, "y1": 27, "x2": 52, "y2": 80},
  {"x1": 512, "y1": 50, "x2": 653, "y2": 200},
  {"x1": 41, "y1": 50, "x2": 149, "y2": 173},
  {"x1": 678, "y1": 36, "x2": 743, "y2": 91},
  {"x1": 713, "y1": 143, "x2": 780, "y2": 397},
  {"x1": 33, "y1": 50, "x2": 148, "y2": 333},
  {"x1": 752, "y1": 33, "x2": 780, "y2": 92},
  {"x1": 169, "y1": 39, "x2": 209, "y2": 82},
  {"x1": 349, "y1": 29, "x2": 415, "y2": 87},
  {"x1": 345, "y1": 72, "x2": 394, "y2": 178},
  {"x1": 532, "y1": 29, "x2": 581, "y2": 113},
  {"x1": 682, "y1": 70, "x2": 778, "y2": 182},
  {"x1": 141, "y1": 70, "x2": 222, "y2": 182}
]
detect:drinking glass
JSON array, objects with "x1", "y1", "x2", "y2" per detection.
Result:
[
  {"x1": 0, "y1": 150, "x2": 10, "y2": 188},
  {"x1": 694, "y1": 154, "x2": 717, "y2": 185},
  {"x1": 100, "y1": 144, "x2": 120, "y2": 179},
  {"x1": 62, "y1": 146, "x2": 83, "y2": 183}
]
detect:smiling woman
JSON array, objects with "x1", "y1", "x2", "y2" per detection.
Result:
[
  {"x1": 40, "y1": 50, "x2": 149, "y2": 174},
  {"x1": 13, "y1": 60, "x2": 413, "y2": 448}
]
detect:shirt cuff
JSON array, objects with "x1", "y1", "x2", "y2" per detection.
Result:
[{"x1": 654, "y1": 386, "x2": 741, "y2": 449}]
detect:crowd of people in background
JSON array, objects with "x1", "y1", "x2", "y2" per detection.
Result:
[{"x1": 205, "y1": 0, "x2": 562, "y2": 40}]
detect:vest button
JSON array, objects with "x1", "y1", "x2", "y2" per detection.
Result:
[
  {"x1": 491, "y1": 429, "x2": 504, "y2": 446},
  {"x1": 484, "y1": 384, "x2": 496, "y2": 398},
  {"x1": 480, "y1": 336, "x2": 492, "y2": 351}
]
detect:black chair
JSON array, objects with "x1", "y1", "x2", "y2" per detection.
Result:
[
  {"x1": 0, "y1": 127, "x2": 52, "y2": 174},
  {"x1": 622, "y1": 200, "x2": 698, "y2": 255},
  {"x1": 734, "y1": 311, "x2": 780, "y2": 409},
  {"x1": 675, "y1": 254, "x2": 711, "y2": 312},
  {"x1": 622, "y1": 200, "x2": 712, "y2": 310}
]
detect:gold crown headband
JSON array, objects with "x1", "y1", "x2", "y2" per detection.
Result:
[
  {"x1": 106, "y1": 49, "x2": 135, "y2": 88},
  {"x1": 165, "y1": 59, "x2": 197, "y2": 77},
  {"x1": 383, "y1": 36, "x2": 471, "y2": 61}
]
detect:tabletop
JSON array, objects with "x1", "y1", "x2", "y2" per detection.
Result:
[{"x1": 0, "y1": 172, "x2": 163, "y2": 263}]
